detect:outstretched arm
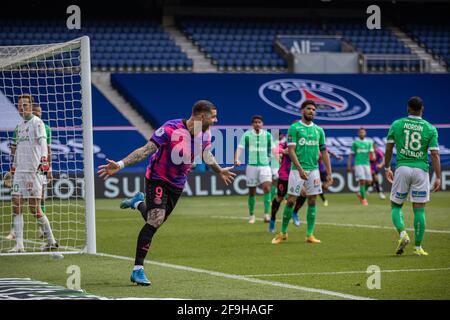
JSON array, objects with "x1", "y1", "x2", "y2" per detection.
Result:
[
  {"x1": 204, "y1": 149, "x2": 236, "y2": 186},
  {"x1": 122, "y1": 140, "x2": 158, "y2": 167},
  {"x1": 98, "y1": 140, "x2": 158, "y2": 180}
]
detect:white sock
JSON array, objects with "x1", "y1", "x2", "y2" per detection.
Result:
[
  {"x1": 400, "y1": 231, "x2": 407, "y2": 238},
  {"x1": 415, "y1": 246, "x2": 422, "y2": 250},
  {"x1": 13, "y1": 214, "x2": 24, "y2": 248},
  {"x1": 37, "y1": 215, "x2": 56, "y2": 244},
  {"x1": 133, "y1": 265, "x2": 143, "y2": 271},
  {"x1": 133, "y1": 201, "x2": 143, "y2": 210}
]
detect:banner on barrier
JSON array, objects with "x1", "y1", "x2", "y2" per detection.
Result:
[{"x1": 2, "y1": 169, "x2": 448, "y2": 200}]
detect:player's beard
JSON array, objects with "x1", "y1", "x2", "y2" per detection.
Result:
[{"x1": 303, "y1": 114, "x2": 314, "y2": 122}]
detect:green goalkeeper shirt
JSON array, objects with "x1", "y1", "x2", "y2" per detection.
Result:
[
  {"x1": 238, "y1": 129, "x2": 273, "y2": 166},
  {"x1": 351, "y1": 139, "x2": 373, "y2": 166},
  {"x1": 386, "y1": 115, "x2": 439, "y2": 172},
  {"x1": 287, "y1": 120, "x2": 326, "y2": 171}
]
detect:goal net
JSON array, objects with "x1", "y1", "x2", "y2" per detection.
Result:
[{"x1": 0, "y1": 36, "x2": 96, "y2": 255}]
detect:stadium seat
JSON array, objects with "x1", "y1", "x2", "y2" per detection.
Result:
[{"x1": 0, "y1": 19, "x2": 190, "y2": 71}]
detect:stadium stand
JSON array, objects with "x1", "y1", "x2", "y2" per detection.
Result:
[
  {"x1": 178, "y1": 18, "x2": 312, "y2": 71},
  {"x1": 0, "y1": 16, "x2": 436, "y2": 74},
  {"x1": 178, "y1": 17, "x2": 421, "y2": 73},
  {"x1": 0, "y1": 20, "x2": 193, "y2": 72},
  {"x1": 326, "y1": 21, "x2": 421, "y2": 73},
  {"x1": 402, "y1": 24, "x2": 450, "y2": 70}
]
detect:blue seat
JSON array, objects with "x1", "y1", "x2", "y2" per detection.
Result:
[{"x1": 159, "y1": 59, "x2": 168, "y2": 67}]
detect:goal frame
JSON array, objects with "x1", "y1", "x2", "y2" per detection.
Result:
[{"x1": 0, "y1": 36, "x2": 96, "y2": 255}]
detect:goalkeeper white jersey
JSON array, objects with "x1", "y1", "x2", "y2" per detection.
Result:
[{"x1": 14, "y1": 115, "x2": 47, "y2": 173}]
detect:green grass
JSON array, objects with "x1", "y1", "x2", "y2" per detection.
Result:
[{"x1": 1, "y1": 192, "x2": 450, "y2": 300}]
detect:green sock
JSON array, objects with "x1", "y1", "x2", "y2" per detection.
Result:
[
  {"x1": 306, "y1": 205, "x2": 317, "y2": 237},
  {"x1": 248, "y1": 195, "x2": 255, "y2": 215},
  {"x1": 271, "y1": 185, "x2": 277, "y2": 200},
  {"x1": 360, "y1": 184, "x2": 366, "y2": 199},
  {"x1": 41, "y1": 204, "x2": 46, "y2": 214},
  {"x1": 413, "y1": 207, "x2": 426, "y2": 246},
  {"x1": 263, "y1": 193, "x2": 271, "y2": 214},
  {"x1": 281, "y1": 205, "x2": 293, "y2": 234},
  {"x1": 391, "y1": 203, "x2": 405, "y2": 233}
]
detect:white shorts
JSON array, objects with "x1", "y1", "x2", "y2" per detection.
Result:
[
  {"x1": 354, "y1": 165, "x2": 372, "y2": 181},
  {"x1": 390, "y1": 166, "x2": 430, "y2": 204},
  {"x1": 287, "y1": 169, "x2": 322, "y2": 196},
  {"x1": 11, "y1": 172, "x2": 44, "y2": 199},
  {"x1": 246, "y1": 165, "x2": 272, "y2": 187},
  {"x1": 271, "y1": 167, "x2": 279, "y2": 181}
]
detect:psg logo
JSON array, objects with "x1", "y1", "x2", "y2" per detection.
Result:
[{"x1": 258, "y1": 79, "x2": 371, "y2": 121}]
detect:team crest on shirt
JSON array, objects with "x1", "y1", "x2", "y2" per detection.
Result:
[
  {"x1": 155, "y1": 127, "x2": 165, "y2": 137},
  {"x1": 258, "y1": 79, "x2": 371, "y2": 121}
]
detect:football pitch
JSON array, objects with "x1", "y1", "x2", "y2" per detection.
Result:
[{"x1": 1, "y1": 193, "x2": 449, "y2": 300}]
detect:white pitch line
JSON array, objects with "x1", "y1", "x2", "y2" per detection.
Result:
[
  {"x1": 245, "y1": 267, "x2": 450, "y2": 278},
  {"x1": 94, "y1": 252, "x2": 374, "y2": 300},
  {"x1": 209, "y1": 215, "x2": 450, "y2": 234},
  {"x1": 95, "y1": 214, "x2": 450, "y2": 234}
]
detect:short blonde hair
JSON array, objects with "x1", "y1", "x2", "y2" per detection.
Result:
[{"x1": 18, "y1": 93, "x2": 34, "y2": 105}]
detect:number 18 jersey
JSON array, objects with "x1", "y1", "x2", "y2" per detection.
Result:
[{"x1": 386, "y1": 115, "x2": 439, "y2": 172}]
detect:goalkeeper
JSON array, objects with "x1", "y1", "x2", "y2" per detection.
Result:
[
  {"x1": 6, "y1": 103, "x2": 53, "y2": 241},
  {"x1": 7, "y1": 94, "x2": 58, "y2": 253}
]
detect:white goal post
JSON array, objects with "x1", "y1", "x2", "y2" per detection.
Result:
[{"x1": 0, "y1": 36, "x2": 96, "y2": 255}]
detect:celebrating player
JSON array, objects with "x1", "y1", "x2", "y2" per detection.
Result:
[
  {"x1": 8, "y1": 94, "x2": 58, "y2": 253},
  {"x1": 347, "y1": 128, "x2": 375, "y2": 206},
  {"x1": 370, "y1": 142, "x2": 386, "y2": 199},
  {"x1": 384, "y1": 96, "x2": 441, "y2": 256},
  {"x1": 97, "y1": 100, "x2": 236, "y2": 286},
  {"x1": 272, "y1": 100, "x2": 332, "y2": 245},
  {"x1": 234, "y1": 115, "x2": 275, "y2": 224}
]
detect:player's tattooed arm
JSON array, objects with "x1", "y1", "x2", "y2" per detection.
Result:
[
  {"x1": 97, "y1": 141, "x2": 158, "y2": 179},
  {"x1": 122, "y1": 140, "x2": 158, "y2": 167},
  {"x1": 203, "y1": 150, "x2": 236, "y2": 186},
  {"x1": 203, "y1": 149, "x2": 222, "y2": 174}
]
